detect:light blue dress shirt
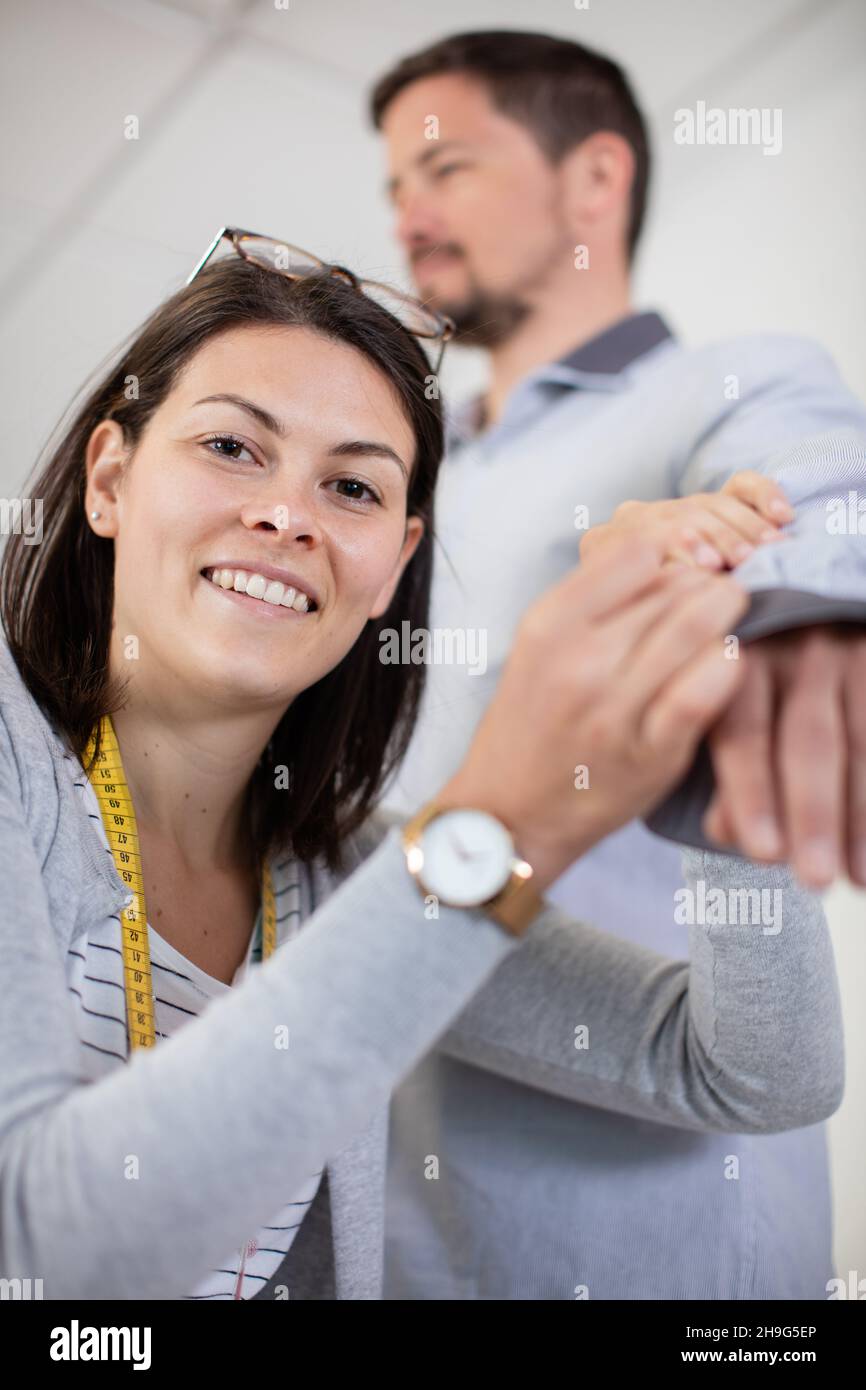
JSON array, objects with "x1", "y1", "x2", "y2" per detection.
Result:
[{"x1": 381, "y1": 311, "x2": 866, "y2": 1299}]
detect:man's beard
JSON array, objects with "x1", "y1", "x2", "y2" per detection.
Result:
[
  {"x1": 411, "y1": 250, "x2": 531, "y2": 348},
  {"x1": 438, "y1": 286, "x2": 531, "y2": 349}
]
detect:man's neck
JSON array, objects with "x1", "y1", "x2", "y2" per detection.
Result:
[{"x1": 481, "y1": 276, "x2": 633, "y2": 430}]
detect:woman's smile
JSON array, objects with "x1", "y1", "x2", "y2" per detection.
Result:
[{"x1": 199, "y1": 566, "x2": 319, "y2": 621}]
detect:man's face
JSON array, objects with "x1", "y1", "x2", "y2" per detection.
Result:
[{"x1": 381, "y1": 73, "x2": 573, "y2": 347}]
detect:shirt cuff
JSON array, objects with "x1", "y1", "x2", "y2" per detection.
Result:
[{"x1": 735, "y1": 586, "x2": 866, "y2": 640}]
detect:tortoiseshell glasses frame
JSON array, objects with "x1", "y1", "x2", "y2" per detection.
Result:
[{"x1": 186, "y1": 225, "x2": 455, "y2": 373}]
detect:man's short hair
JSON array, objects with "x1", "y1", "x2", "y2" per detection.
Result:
[{"x1": 370, "y1": 29, "x2": 651, "y2": 263}]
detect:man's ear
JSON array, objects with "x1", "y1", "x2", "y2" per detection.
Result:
[
  {"x1": 560, "y1": 130, "x2": 635, "y2": 243},
  {"x1": 369, "y1": 515, "x2": 425, "y2": 620},
  {"x1": 85, "y1": 419, "x2": 129, "y2": 536}
]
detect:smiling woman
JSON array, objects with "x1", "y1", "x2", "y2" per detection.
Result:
[
  {"x1": 0, "y1": 249, "x2": 845, "y2": 1303},
  {"x1": 1, "y1": 259, "x2": 441, "y2": 873},
  {"x1": 0, "y1": 256, "x2": 449, "y2": 1300}
]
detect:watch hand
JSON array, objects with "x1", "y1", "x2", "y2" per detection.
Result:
[{"x1": 450, "y1": 831, "x2": 487, "y2": 862}]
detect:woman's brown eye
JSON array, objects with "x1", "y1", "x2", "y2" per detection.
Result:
[
  {"x1": 203, "y1": 434, "x2": 255, "y2": 463},
  {"x1": 333, "y1": 477, "x2": 380, "y2": 505}
]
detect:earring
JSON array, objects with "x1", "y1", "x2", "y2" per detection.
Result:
[{"x1": 91, "y1": 511, "x2": 101, "y2": 519}]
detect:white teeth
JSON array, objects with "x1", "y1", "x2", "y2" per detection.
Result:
[{"x1": 205, "y1": 568, "x2": 314, "y2": 612}]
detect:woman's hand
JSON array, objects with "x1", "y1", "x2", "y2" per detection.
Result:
[
  {"x1": 439, "y1": 536, "x2": 749, "y2": 893},
  {"x1": 580, "y1": 470, "x2": 795, "y2": 571}
]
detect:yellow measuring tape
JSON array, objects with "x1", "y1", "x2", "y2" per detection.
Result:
[{"x1": 83, "y1": 714, "x2": 276, "y2": 1053}]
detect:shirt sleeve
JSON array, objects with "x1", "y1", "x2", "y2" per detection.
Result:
[
  {"x1": 673, "y1": 334, "x2": 866, "y2": 621},
  {"x1": 650, "y1": 335, "x2": 866, "y2": 845}
]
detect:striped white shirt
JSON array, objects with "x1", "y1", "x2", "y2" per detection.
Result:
[{"x1": 62, "y1": 746, "x2": 322, "y2": 1300}]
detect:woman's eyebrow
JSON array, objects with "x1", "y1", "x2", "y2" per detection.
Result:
[
  {"x1": 190, "y1": 394, "x2": 407, "y2": 479},
  {"x1": 192, "y1": 393, "x2": 287, "y2": 436},
  {"x1": 328, "y1": 440, "x2": 407, "y2": 480}
]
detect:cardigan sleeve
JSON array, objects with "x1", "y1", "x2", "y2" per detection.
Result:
[
  {"x1": 0, "y1": 739, "x2": 517, "y2": 1300},
  {"x1": 436, "y1": 846, "x2": 844, "y2": 1133},
  {"x1": 351, "y1": 810, "x2": 844, "y2": 1135},
  {"x1": 0, "y1": 741, "x2": 844, "y2": 1301}
]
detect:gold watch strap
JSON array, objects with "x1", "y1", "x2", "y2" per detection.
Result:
[
  {"x1": 483, "y1": 863, "x2": 547, "y2": 936},
  {"x1": 402, "y1": 800, "x2": 547, "y2": 938}
]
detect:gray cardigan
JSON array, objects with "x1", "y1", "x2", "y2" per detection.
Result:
[{"x1": 0, "y1": 638, "x2": 844, "y2": 1300}]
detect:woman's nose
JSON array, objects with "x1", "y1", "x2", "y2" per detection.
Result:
[{"x1": 239, "y1": 488, "x2": 324, "y2": 546}]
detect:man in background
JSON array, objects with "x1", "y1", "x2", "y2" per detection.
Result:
[{"x1": 372, "y1": 30, "x2": 866, "y2": 1299}]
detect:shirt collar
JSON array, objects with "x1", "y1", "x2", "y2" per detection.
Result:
[
  {"x1": 446, "y1": 309, "x2": 676, "y2": 448},
  {"x1": 555, "y1": 309, "x2": 674, "y2": 374}
]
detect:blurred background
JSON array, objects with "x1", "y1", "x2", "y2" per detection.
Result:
[{"x1": 1, "y1": 0, "x2": 864, "y2": 1284}]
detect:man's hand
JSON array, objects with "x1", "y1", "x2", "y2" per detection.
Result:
[
  {"x1": 703, "y1": 626, "x2": 866, "y2": 890},
  {"x1": 580, "y1": 469, "x2": 795, "y2": 570}
]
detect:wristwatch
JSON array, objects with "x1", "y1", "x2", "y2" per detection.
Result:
[{"x1": 401, "y1": 801, "x2": 546, "y2": 937}]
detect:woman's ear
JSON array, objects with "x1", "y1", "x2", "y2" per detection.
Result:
[
  {"x1": 85, "y1": 420, "x2": 129, "y2": 536},
  {"x1": 368, "y1": 515, "x2": 425, "y2": 619}
]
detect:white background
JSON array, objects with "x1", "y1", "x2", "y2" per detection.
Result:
[{"x1": 1, "y1": 0, "x2": 863, "y2": 1289}]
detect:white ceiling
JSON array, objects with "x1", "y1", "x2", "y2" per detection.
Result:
[
  {"x1": 0, "y1": 0, "x2": 835, "y2": 286},
  {"x1": 0, "y1": 0, "x2": 862, "y2": 475}
]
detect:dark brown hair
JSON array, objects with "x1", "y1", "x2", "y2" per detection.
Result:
[
  {"x1": 0, "y1": 257, "x2": 443, "y2": 873},
  {"x1": 370, "y1": 28, "x2": 650, "y2": 262}
]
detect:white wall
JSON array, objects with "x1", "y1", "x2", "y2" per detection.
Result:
[{"x1": 1, "y1": 0, "x2": 863, "y2": 1288}]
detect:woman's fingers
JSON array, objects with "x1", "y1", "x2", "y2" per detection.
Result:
[
  {"x1": 693, "y1": 493, "x2": 784, "y2": 564},
  {"x1": 602, "y1": 566, "x2": 720, "y2": 661},
  {"x1": 615, "y1": 575, "x2": 749, "y2": 724},
  {"x1": 554, "y1": 532, "x2": 665, "y2": 623},
  {"x1": 583, "y1": 518, "x2": 717, "y2": 570},
  {"x1": 722, "y1": 469, "x2": 795, "y2": 524},
  {"x1": 594, "y1": 484, "x2": 791, "y2": 574},
  {"x1": 641, "y1": 630, "x2": 746, "y2": 755}
]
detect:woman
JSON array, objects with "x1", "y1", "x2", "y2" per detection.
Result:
[{"x1": 0, "y1": 240, "x2": 843, "y2": 1300}]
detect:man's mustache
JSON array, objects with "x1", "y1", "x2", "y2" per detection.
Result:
[{"x1": 409, "y1": 243, "x2": 464, "y2": 269}]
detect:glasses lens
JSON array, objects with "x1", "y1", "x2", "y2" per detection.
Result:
[
  {"x1": 236, "y1": 237, "x2": 323, "y2": 276},
  {"x1": 359, "y1": 280, "x2": 445, "y2": 338}
]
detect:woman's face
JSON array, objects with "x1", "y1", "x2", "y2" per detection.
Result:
[{"x1": 86, "y1": 324, "x2": 424, "y2": 711}]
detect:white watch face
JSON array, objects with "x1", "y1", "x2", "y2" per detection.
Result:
[{"x1": 420, "y1": 809, "x2": 514, "y2": 907}]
